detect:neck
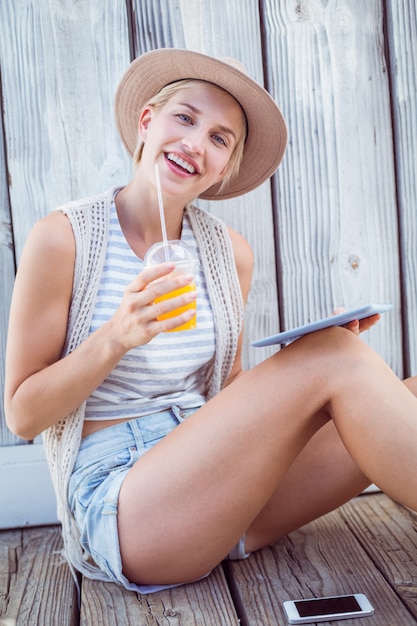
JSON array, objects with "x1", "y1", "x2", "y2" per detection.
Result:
[{"x1": 115, "y1": 176, "x2": 185, "y2": 257}]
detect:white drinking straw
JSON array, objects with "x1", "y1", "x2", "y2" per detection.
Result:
[{"x1": 154, "y1": 163, "x2": 169, "y2": 261}]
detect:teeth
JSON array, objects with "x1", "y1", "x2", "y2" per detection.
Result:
[{"x1": 167, "y1": 153, "x2": 196, "y2": 174}]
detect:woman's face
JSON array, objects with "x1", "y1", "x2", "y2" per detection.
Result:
[{"x1": 138, "y1": 82, "x2": 245, "y2": 201}]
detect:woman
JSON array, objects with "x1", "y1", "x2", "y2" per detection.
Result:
[{"x1": 5, "y1": 48, "x2": 417, "y2": 594}]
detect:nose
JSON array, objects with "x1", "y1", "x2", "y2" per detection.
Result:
[{"x1": 181, "y1": 127, "x2": 205, "y2": 155}]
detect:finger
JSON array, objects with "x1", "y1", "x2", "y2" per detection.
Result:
[
  {"x1": 127, "y1": 262, "x2": 176, "y2": 294},
  {"x1": 344, "y1": 319, "x2": 360, "y2": 335},
  {"x1": 147, "y1": 286, "x2": 197, "y2": 322},
  {"x1": 162, "y1": 307, "x2": 197, "y2": 332},
  {"x1": 150, "y1": 304, "x2": 197, "y2": 333},
  {"x1": 146, "y1": 273, "x2": 194, "y2": 306},
  {"x1": 343, "y1": 313, "x2": 381, "y2": 335},
  {"x1": 358, "y1": 313, "x2": 381, "y2": 332}
]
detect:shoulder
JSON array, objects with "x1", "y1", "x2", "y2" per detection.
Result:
[
  {"x1": 14, "y1": 211, "x2": 76, "y2": 306},
  {"x1": 57, "y1": 187, "x2": 117, "y2": 215},
  {"x1": 22, "y1": 186, "x2": 117, "y2": 267},
  {"x1": 22, "y1": 210, "x2": 75, "y2": 267}
]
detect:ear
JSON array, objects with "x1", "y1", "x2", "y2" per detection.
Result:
[{"x1": 138, "y1": 106, "x2": 153, "y2": 140}]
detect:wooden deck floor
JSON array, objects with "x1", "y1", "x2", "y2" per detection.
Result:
[{"x1": 1, "y1": 492, "x2": 417, "y2": 625}]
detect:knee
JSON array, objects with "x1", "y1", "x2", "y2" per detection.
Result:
[
  {"x1": 278, "y1": 325, "x2": 360, "y2": 355},
  {"x1": 281, "y1": 325, "x2": 377, "y2": 376}
]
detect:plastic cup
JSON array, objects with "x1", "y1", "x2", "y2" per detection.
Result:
[{"x1": 144, "y1": 240, "x2": 198, "y2": 332}]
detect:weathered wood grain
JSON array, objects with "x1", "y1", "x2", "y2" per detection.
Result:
[
  {"x1": 81, "y1": 566, "x2": 239, "y2": 625},
  {"x1": 2, "y1": 496, "x2": 417, "y2": 624},
  {"x1": 385, "y1": 0, "x2": 417, "y2": 377},
  {"x1": 262, "y1": 0, "x2": 403, "y2": 375},
  {"x1": 227, "y1": 494, "x2": 417, "y2": 625},
  {"x1": 0, "y1": 71, "x2": 21, "y2": 447},
  {"x1": 0, "y1": 0, "x2": 132, "y2": 476},
  {"x1": 0, "y1": 0, "x2": 131, "y2": 263},
  {"x1": 0, "y1": 526, "x2": 78, "y2": 626},
  {"x1": 340, "y1": 493, "x2": 417, "y2": 619}
]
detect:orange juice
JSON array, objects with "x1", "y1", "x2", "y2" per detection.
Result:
[
  {"x1": 154, "y1": 283, "x2": 197, "y2": 331},
  {"x1": 144, "y1": 240, "x2": 198, "y2": 332}
]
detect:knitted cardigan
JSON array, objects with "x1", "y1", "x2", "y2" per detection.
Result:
[{"x1": 42, "y1": 187, "x2": 244, "y2": 581}]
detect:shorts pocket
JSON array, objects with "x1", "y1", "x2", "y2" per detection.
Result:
[{"x1": 75, "y1": 446, "x2": 138, "y2": 511}]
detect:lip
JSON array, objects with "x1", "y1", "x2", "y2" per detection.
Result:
[{"x1": 165, "y1": 151, "x2": 200, "y2": 176}]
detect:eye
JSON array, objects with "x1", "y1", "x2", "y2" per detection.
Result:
[
  {"x1": 212, "y1": 134, "x2": 227, "y2": 147},
  {"x1": 176, "y1": 113, "x2": 193, "y2": 124}
]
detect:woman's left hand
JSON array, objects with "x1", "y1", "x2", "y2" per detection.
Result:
[{"x1": 333, "y1": 307, "x2": 381, "y2": 336}]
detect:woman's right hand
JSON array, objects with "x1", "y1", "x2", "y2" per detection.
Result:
[{"x1": 107, "y1": 263, "x2": 196, "y2": 351}]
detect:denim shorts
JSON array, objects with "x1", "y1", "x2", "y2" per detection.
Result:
[
  {"x1": 68, "y1": 406, "x2": 202, "y2": 593},
  {"x1": 68, "y1": 406, "x2": 250, "y2": 594}
]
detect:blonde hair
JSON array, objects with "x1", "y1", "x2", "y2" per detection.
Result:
[{"x1": 133, "y1": 79, "x2": 247, "y2": 195}]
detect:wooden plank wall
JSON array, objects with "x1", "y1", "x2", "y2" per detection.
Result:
[
  {"x1": 385, "y1": 0, "x2": 417, "y2": 376},
  {"x1": 0, "y1": 0, "x2": 416, "y2": 456},
  {"x1": 268, "y1": 0, "x2": 402, "y2": 366}
]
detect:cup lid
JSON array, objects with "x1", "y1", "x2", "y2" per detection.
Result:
[{"x1": 144, "y1": 240, "x2": 196, "y2": 265}]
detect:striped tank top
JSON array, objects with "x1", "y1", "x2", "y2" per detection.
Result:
[{"x1": 84, "y1": 201, "x2": 216, "y2": 421}]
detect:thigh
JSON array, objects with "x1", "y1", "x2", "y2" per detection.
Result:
[
  {"x1": 69, "y1": 408, "x2": 192, "y2": 591},
  {"x1": 118, "y1": 326, "x2": 399, "y2": 586},
  {"x1": 245, "y1": 420, "x2": 370, "y2": 552},
  {"x1": 117, "y1": 344, "x2": 339, "y2": 586},
  {"x1": 404, "y1": 375, "x2": 417, "y2": 396}
]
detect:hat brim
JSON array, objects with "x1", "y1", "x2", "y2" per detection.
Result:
[{"x1": 115, "y1": 48, "x2": 287, "y2": 200}]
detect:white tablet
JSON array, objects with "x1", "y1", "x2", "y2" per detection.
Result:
[{"x1": 252, "y1": 304, "x2": 393, "y2": 347}]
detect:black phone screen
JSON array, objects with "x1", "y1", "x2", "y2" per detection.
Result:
[{"x1": 295, "y1": 595, "x2": 362, "y2": 617}]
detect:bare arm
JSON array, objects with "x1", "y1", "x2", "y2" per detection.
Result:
[
  {"x1": 223, "y1": 227, "x2": 254, "y2": 386},
  {"x1": 4, "y1": 211, "x2": 126, "y2": 440},
  {"x1": 4, "y1": 212, "x2": 196, "y2": 440}
]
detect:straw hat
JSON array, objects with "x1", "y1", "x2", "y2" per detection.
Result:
[{"x1": 115, "y1": 48, "x2": 287, "y2": 200}]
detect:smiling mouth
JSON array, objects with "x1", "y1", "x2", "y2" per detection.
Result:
[{"x1": 166, "y1": 152, "x2": 197, "y2": 174}]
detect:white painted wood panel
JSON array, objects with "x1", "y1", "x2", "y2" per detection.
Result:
[
  {"x1": 0, "y1": 445, "x2": 58, "y2": 529},
  {"x1": 0, "y1": 0, "x2": 133, "y2": 522},
  {"x1": 385, "y1": 0, "x2": 417, "y2": 377},
  {"x1": 263, "y1": 0, "x2": 403, "y2": 375},
  {"x1": 0, "y1": 0, "x2": 415, "y2": 528},
  {"x1": 0, "y1": 0, "x2": 132, "y2": 264},
  {"x1": 0, "y1": 75, "x2": 21, "y2": 446}
]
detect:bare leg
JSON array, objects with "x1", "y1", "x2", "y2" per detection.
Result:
[
  {"x1": 245, "y1": 420, "x2": 371, "y2": 552},
  {"x1": 404, "y1": 375, "x2": 417, "y2": 397},
  {"x1": 246, "y1": 373, "x2": 417, "y2": 552},
  {"x1": 117, "y1": 327, "x2": 417, "y2": 585}
]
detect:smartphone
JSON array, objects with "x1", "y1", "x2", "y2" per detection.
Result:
[{"x1": 283, "y1": 593, "x2": 374, "y2": 624}]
